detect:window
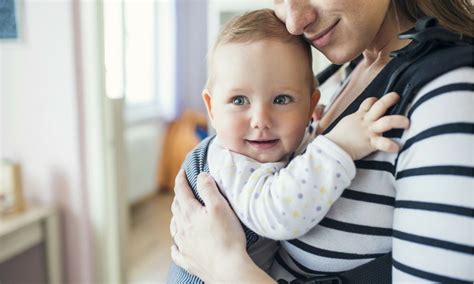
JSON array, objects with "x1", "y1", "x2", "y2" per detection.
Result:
[
  {"x1": 123, "y1": 0, "x2": 155, "y2": 106},
  {"x1": 103, "y1": 0, "x2": 176, "y2": 121}
]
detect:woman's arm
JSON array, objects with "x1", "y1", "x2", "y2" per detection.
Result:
[
  {"x1": 392, "y1": 68, "x2": 474, "y2": 282},
  {"x1": 215, "y1": 93, "x2": 409, "y2": 240},
  {"x1": 170, "y1": 170, "x2": 274, "y2": 283}
]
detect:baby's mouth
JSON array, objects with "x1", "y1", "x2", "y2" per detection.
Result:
[{"x1": 245, "y1": 139, "x2": 279, "y2": 150}]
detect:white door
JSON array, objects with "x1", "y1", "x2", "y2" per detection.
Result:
[{"x1": 78, "y1": 1, "x2": 128, "y2": 283}]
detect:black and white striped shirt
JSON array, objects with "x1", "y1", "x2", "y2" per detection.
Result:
[{"x1": 270, "y1": 67, "x2": 474, "y2": 283}]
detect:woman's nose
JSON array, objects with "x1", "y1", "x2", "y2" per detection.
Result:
[
  {"x1": 285, "y1": 0, "x2": 317, "y2": 35},
  {"x1": 250, "y1": 107, "x2": 272, "y2": 130}
]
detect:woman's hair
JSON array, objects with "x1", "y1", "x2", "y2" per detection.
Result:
[
  {"x1": 206, "y1": 8, "x2": 314, "y2": 90},
  {"x1": 398, "y1": 0, "x2": 473, "y2": 37}
]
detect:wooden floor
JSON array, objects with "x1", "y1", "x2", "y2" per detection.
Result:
[{"x1": 127, "y1": 192, "x2": 174, "y2": 284}]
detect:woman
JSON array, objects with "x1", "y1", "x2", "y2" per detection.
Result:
[{"x1": 170, "y1": 0, "x2": 473, "y2": 282}]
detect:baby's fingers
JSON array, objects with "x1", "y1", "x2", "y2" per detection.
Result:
[
  {"x1": 366, "y1": 92, "x2": 400, "y2": 121},
  {"x1": 369, "y1": 115, "x2": 410, "y2": 133},
  {"x1": 358, "y1": 97, "x2": 378, "y2": 112},
  {"x1": 370, "y1": 137, "x2": 401, "y2": 153}
]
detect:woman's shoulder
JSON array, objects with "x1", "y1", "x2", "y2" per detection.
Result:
[
  {"x1": 406, "y1": 66, "x2": 473, "y2": 121},
  {"x1": 415, "y1": 66, "x2": 474, "y2": 98},
  {"x1": 384, "y1": 41, "x2": 472, "y2": 117},
  {"x1": 399, "y1": 66, "x2": 473, "y2": 142}
]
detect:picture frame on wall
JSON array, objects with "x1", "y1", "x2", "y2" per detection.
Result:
[{"x1": 0, "y1": 0, "x2": 18, "y2": 39}]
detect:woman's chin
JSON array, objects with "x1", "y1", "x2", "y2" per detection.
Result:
[{"x1": 321, "y1": 48, "x2": 362, "y2": 65}]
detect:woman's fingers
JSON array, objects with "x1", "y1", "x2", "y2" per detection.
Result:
[
  {"x1": 365, "y1": 92, "x2": 400, "y2": 121},
  {"x1": 170, "y1": 216, "x2": 181, "y2": 251},
  {"x1": 171, "y1": 245, "x2": 191, "y2": 273},
  {"x1": 171, "y1": 198, "x2": 180, "y2": 216},
  {"x1": 196, "y1": 173, "x2": 225, "y2": 208},
  {"x1": 171, "y1": 169, "x2": 203, "y2": 244},
  {"x1": 370, "y1": 115, "x2": 410, "y2": 133},
  {"x1": 170, "y1": 217, "x2": 177, "y2": 238},
  {"x1": 174, "y1": 169, "x2": 201, "y2": 211},
  {"x1": 168, "y1": 171, "x2": 248, "y2": 282}
]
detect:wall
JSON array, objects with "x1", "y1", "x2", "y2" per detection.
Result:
[
  {"x1": 175, "y1": 0, "x2": 208, "y2": 115},
  {"x1": 0, "y1": 0, "x2": 94, "y2": 282}
]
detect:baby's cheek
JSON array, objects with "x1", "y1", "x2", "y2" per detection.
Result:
[{"x1": 284, "y1": 128, "x2": 306, "y2": 151}]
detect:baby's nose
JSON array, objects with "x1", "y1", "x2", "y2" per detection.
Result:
[{"x1": 250, "y1": 107, "x2": 272, "y2": 129}]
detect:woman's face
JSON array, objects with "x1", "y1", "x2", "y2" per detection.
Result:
[{"x1": 274, "y1": 0, "x2": 391, "y2": 64}]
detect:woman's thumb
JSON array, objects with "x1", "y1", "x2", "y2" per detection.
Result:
[{"x1": 196, "y1": 172, "x2": 224, "y2": 207}]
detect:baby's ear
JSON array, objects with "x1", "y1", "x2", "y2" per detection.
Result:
[
  {"x1": 202, "y1": 89, "x2": 214, "y2": 122},
  {"x1": 309, "y1": 89, "x2": 321, "y2": 120}
]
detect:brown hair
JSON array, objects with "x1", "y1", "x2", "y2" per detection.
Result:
[
  {"x1": 207, "y1": 9, "x2": 315, "y2": 91},
  {"x1": 398, "y1": 0, "x2": 473, "y2": 37}
]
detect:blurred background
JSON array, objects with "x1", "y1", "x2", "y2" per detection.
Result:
[{"x1": 0, "y1": 0, "x2": 331, "y2": 283}]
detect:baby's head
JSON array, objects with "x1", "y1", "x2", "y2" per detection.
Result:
[{"x1": 203, "y1": 9, "x2": 319, "y2": 163}]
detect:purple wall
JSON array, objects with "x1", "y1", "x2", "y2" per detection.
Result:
[{"x1": 175, "y1": 0, "x2": 208, "y2": 115}]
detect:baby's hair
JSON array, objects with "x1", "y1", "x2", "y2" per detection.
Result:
[{"x1": 206, "y1": 8, "x2": 316, "y2": 91}]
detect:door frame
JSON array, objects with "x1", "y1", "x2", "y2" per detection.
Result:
[{"x1": 75, "y1": 1, "x2": 128, "y2": 283}]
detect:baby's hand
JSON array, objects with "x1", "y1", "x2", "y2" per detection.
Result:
[{"x1": 325, "y1": 92, "x2": 410, "y2": 160}]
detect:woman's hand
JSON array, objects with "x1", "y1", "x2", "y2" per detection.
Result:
[{"x1": 170, "y1": 170, "x2": 273, "y2": 283}]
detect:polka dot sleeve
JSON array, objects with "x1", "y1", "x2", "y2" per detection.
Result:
[{"x1": 209, "y1": 135, "x2": 356, "y2": 240}]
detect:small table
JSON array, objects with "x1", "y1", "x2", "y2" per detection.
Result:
[{"x1": 0, "y1": 207, "x2": 62, "y2": 284}]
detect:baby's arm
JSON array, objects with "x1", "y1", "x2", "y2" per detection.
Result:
[
  {"x1": 214, "y1": 135, "x2": 355, "y2": 240},
  {"x1": 214, "y1": 93, "x2": 409, "y2": 240}
]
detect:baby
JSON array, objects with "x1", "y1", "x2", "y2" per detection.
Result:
[{"x1": 169, "y1": 8, "x2": 408, "y2": 283}]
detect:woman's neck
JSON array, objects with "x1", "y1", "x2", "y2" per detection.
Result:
[
  {"x1": 317, "y1": 4, "x2": 416, "y2": 134},
  {"x1": 362, "y1": 3, "x2": 414, "y2": 67}
]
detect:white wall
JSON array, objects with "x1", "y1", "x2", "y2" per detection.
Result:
[{"x1": 0, "y1": 0, "x2": 94, "y2": 282}]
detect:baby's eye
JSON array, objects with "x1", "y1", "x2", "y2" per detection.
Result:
[
  {"x1": 273, "y1": 95, "x2": 293, "y2": 105},
  {"x1": 231, "y1": 96, "x2": 249, "y2": 105}
]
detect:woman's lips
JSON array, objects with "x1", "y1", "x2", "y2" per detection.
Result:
[
  {"x1": 309, "y1": 20, "x2": 339, "y2": 48},
  {"x1": 246, "y1": 139, "x2": 279, "y2": 150}
]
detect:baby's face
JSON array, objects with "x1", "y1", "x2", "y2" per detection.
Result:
[{"x1": 204, "y1": 40, "x2": 318, "y2": 163}]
